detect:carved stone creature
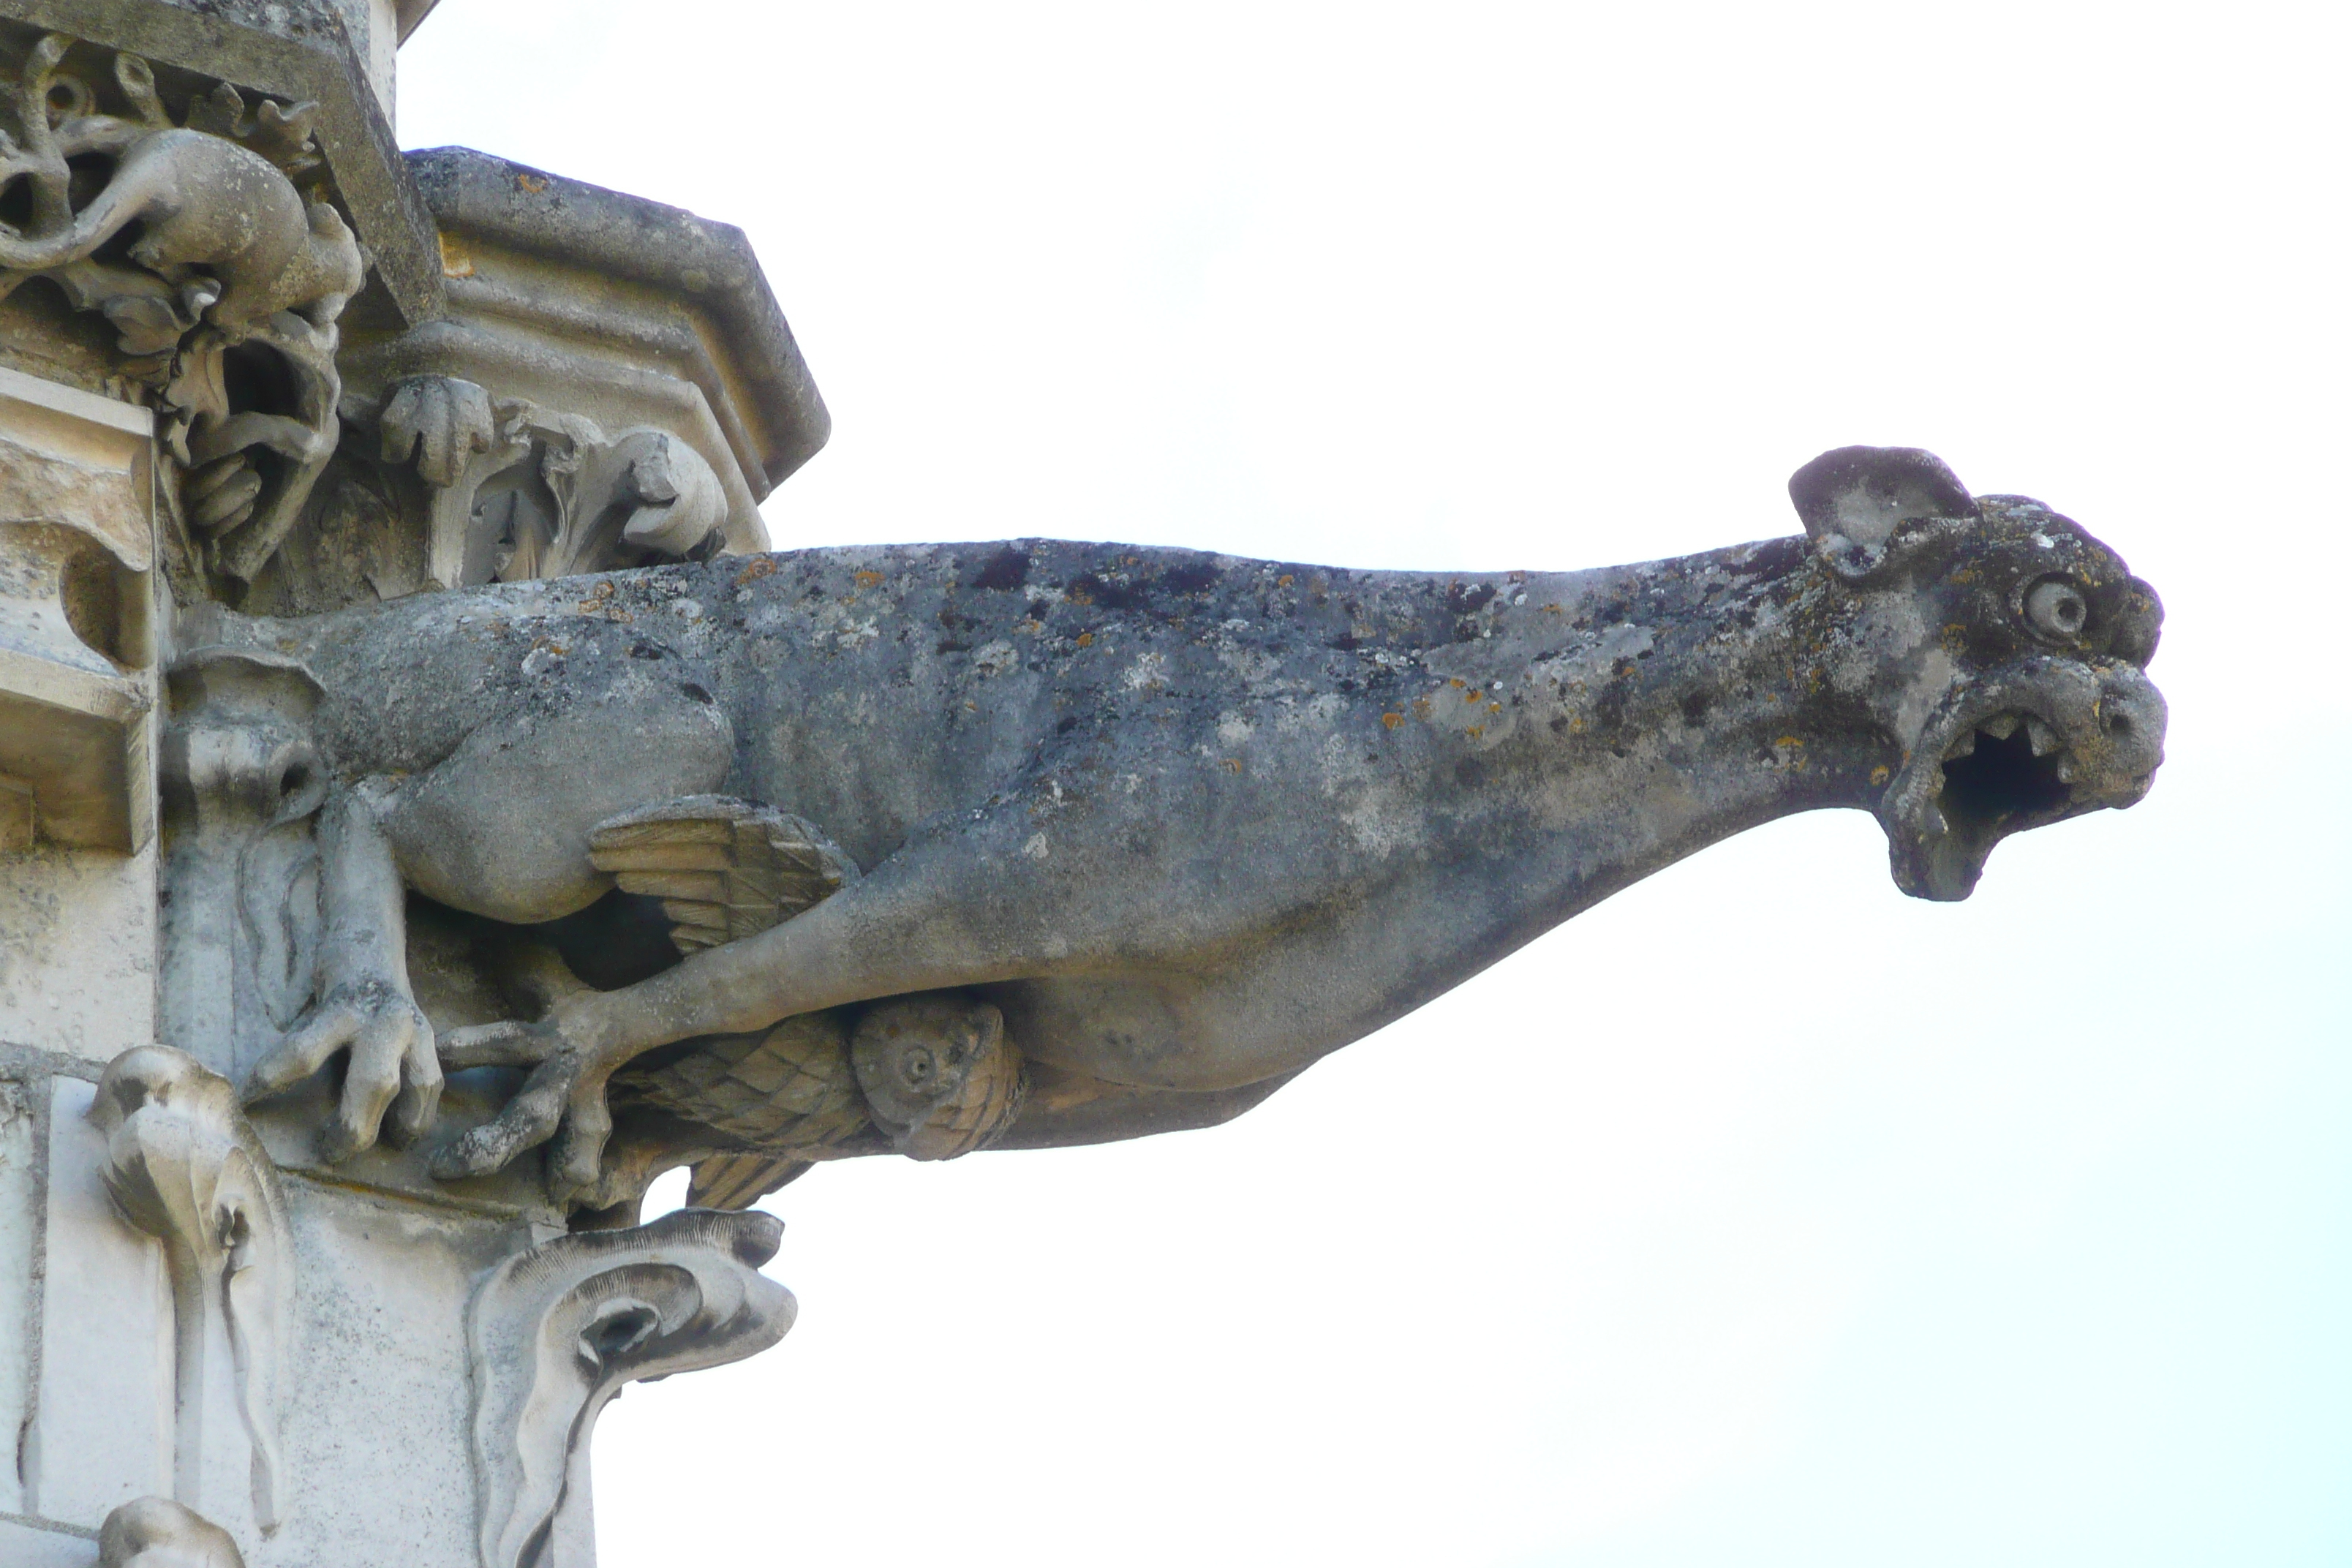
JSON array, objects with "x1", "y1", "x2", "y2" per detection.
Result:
[
  {"x1": 374, "y1": 375, "x2": 733, "y2": 591},
  {"x1": 226, "y1": 447, "x2": 2166, "y2": 1210},
  {"x1": 0, "y1": 34, "x2": 367, "y2": 585}
]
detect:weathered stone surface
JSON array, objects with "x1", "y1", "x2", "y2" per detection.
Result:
[
  {"x1": 260, "y1": 1180, "x2": 538, "y2": 1568},
  {"x1": 0, "y1": 8, "x2": 815, "y2": 1561},
  {"x1": 0, "y1": 1077, "x2": 35, "y2": 1515},
  {"x1": 0, "y1": 29, "x2": 366, "y2": 591},
  {"x1": 99, "y1": 1495, "x2": 243, "y2": 1567},
  {"x1": 91, "y1": 1047, "x2": 291, "y2": 1539},
  {"x1": 206, "y1": 447, "x2": 2163, "y2": 1212},
  {"x1": 0, "y1": 845, "x2": 159, "y2": 1063},
  {"x1": 0, "y1": 1514, "x2": 100, "y2": 1567},
  {"x1": 29, "y1": 1076, "x2": 175, "y2": 1530},
  {"x1": 401, "y1": 146, "x2": 828, "y2": 497}
]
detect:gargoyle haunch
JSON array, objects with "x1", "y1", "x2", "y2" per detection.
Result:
[{"x1": 208, "y1": 445, "x2": 2163, "y2": 1218}]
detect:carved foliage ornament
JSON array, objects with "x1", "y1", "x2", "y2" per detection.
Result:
[
  {"x1": 466, "y1": 1207, "x2": 795, "y2": 1568},
  {"x1": 91, "y1": 1046, "x2": 293, "y2": 1536},
  {"x1": 0, "y1": 33, "x2": 366, "y2": 587},
  {"x1": 374, "y1": 374, "x2": 731, "y2": 590}
]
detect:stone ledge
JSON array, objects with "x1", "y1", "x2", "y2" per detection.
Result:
[{"x1": 407, "y1": 146, "x2": 830, "y2": 495}]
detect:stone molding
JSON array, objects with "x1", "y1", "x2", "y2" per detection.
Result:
[
  {"x1": 465, "y1": 1208, "x2": 795, "y2": 1568},
  {"x1": 155, "y1": 649, "x2": 327, "y2": 1087},
  {"x1": 0, "y1": 365, "x2": 156, "y2": 853},
  {"x1": 404, "y1": 146, "x2": 829, "y2": 497}
]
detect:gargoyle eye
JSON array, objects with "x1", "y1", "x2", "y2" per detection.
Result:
[{"x1": 2024, "y1": 577, "x2": 2089, "y2": 641}]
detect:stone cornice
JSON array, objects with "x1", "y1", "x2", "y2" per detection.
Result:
[{"x1": 407, "y1": 146, "x2": 830, "y2": 494}]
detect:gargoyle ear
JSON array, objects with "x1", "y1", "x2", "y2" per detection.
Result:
[{"x1": 1788, "y1": 446, "x2": 1975, "y2": 578}]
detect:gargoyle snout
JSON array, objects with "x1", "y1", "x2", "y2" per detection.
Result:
[
  {"x1": 2076, "y1": 666, "x2": 2167, "y2": 806},
  {"x1": 1882, "y1": 659, "x2": 2166, "y2": 902}
]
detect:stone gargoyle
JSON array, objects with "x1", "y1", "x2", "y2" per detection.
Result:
[{"x1": 218, "y1": 445, "x2": 2165, "y2": 1215}]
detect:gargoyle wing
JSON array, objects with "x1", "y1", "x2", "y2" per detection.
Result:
[{"x1": 587, "y1": 796, "x2": 861, "y2": 954}]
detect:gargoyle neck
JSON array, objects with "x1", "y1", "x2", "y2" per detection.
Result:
[{"x1": 1438, "y1": 536, "x2": 1892, "y2": 912}]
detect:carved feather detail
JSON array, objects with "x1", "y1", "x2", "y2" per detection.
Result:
[
  {"x1": 588, "y1": 795, "x2": 861, "y2": 954},
  {"x1": 623, "y1": 1013, "x2": 867, "y2": 1145},
  {"x1": 686, "y1": 1153, "x2": 814, "y2": 1210}
]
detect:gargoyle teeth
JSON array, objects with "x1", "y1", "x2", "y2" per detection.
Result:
[
  {"x1": 2054, "y1": 758, "x2": 2075, "y2": 784},
  {"x1": 2026, "y1": 717, "x2": 2060, "y2": 756},
  {"x1": 1943, "y1": 731, "x2": 1977, "y2": 761},
  {"x1": 1978, "y1": 714, "x2": 2018, "y2": 741}
]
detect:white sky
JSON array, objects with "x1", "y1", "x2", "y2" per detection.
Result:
[{"x1": 397, "y1": 4, "x2": 2349, "y2": 1563}]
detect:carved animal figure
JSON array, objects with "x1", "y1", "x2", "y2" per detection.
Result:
[
  {"x1": 227, "y1": 447, "x2": 2166, "y2": 1210},
  {"x1": 0, "y1": 121, "x2": 363, "y2": 333}
]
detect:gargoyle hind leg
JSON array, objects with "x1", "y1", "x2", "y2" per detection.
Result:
[{"x1": 432, "y1": 832, "x2": 1070, "y2": 1201}]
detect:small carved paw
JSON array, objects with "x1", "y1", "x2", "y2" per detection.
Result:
[
  {"x1": 379, "y1": 375, "x2": 497, "y2": 489},
  {"x1": 432, "y1": 996, "x2": 622, "y2": 1205},
  {"x1": 245, "y1": 979, "x2": 442, "y2": 1164}
]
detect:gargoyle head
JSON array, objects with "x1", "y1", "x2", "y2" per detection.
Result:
[{"x1": 1790, "y1": 445, "x2": 2166, "y2": 901}]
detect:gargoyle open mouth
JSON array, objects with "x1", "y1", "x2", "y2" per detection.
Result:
[
  {"x1": 1928, "y1": 706, "x2": 2077, "y2": 850},
  {"x1": 1881, "y1": 664, "x2": 2163, "y2": 902}
]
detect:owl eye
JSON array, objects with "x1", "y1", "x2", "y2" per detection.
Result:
[{"x1": 2024, "y1": 577, "x2": 2089, "y2": 641}]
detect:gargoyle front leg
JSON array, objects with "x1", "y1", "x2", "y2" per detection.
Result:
[{"x1": 245, "y1": 780, "x2": 442, "y2": 1161}]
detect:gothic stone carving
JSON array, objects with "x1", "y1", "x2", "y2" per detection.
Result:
[
  {"x1": 0, "y1": 31, "x2": 365, "y2": 589},
  {"x1": 372, "y1": 374, "x2": 731, "y2": 591},
  {"x1": 157, "y1": 647, "x2": 331, "y2": 1089},
  {"x1": 466, "y1": 1207, "x2": 795, "y2": 1568},
  {"x1": 99, "y1": 1496, "x2": 245, "y2": 1568},
  {"x1": 217, "y1": 445, "x2": 2167, "y2": 1215},
  {"x1": 91, "y1": 1046, "x2": 292, "y2": 1535}
]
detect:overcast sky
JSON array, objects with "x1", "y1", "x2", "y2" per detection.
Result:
[{"x1": 397, "y1": 4, "x2": 2348, "y2": 1563}]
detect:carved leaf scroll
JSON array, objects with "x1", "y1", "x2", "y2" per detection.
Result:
[
  {"x1": 467, "y1": 1208, "x2": 796, "y2": 1568},
  {"x1": 372, "y1": 377, "x2": 732, "y2": 590},
  {"x1": 89, "y1": 1047, "x2": 292, "y2": 1536}
]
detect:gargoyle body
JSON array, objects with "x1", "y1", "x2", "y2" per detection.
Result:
[{"x1": 228, "y1": 448, "x2": 2165, "y2": 1210}]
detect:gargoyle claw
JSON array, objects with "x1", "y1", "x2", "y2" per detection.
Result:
[
  {"x1": 246, "y1": 980, "x2": 440, "y2": 1165},
  {"x1": 433, "y1": 1011, "x2": 620, "y2": 1204}
]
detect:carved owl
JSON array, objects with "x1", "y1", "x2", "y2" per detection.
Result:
[
  {"x1": 851, "y1": 995, "x2": 1028, "y2": 1161},
  {"x1": 592, "y1": 796, "x2": 1028, "y2": 1212}
]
